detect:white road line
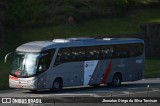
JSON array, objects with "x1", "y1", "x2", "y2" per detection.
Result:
[
  {"x1": 111, "y1": 89, "x2": 160, "y2": 97},
  {"x1": 0, "y1": 89, "x2": 20, "y2": 93},
  {"x1": 93, "y1": 94, "x2": 101, "y2": 97},
  {"x1": 45, "y1": 93, "x2": 94, "y2": 97},
  {"x1": 122, "y1": 91, "x2": 130, "y2": 94}
]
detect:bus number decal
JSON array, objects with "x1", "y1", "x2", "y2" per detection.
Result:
[{"x1": 136, "y1": 59, "x2": 143, "y2": 64}]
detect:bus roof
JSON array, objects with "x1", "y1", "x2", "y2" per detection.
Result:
[{"x1": 16, "y1": 37, "x2": 144, "y2": 52}]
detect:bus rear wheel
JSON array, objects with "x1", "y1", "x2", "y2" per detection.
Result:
[
  {"x1": 50, "y1": 78, "x2": 63, "y2": 91},
  {"x1": 111, "y1": 73, "x2": 122, "y2": 87}
]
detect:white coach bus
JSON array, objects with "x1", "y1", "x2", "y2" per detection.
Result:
[{"x1": 5, "y1": 37, "x2": 144, "y2": 92}]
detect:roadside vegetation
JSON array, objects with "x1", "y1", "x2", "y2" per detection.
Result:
[{"x1": 145, "y1": 58, "x2": 160, "y2": 78}]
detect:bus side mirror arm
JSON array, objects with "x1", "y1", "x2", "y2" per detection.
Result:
[{"x1": 5, "y1": 52, "x2": 14, "y2": 63}]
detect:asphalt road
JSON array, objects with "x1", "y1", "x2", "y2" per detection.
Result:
[{"x1": 0, "y1": 78, "x2": 160, "y2": 106}]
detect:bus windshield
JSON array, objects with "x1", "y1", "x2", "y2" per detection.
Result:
[{"x1": 11, "y1": 52, "x2": 40, "y2": 77}]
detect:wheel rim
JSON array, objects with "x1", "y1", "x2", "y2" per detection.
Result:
[
  {"x1": 114, "y1": 76, "x2": 120, "y2": 86},
  {"x1": 53, "y1": 82, "x2": 60, "y2": 89}
]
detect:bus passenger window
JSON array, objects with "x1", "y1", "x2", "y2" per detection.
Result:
[
  {"x1": 38, "y1": 49, "x2": 55, "y2": 73},
  {"x1": 78, "y1": 51, "x2": 85, "y2": 61},
  {"x1": 55, "y1": 53, "x2": 62, "y2": 65},
  {"x1": 86, "y1": 46, "x2": 100, "y2": 60},
  {"x1": 100, "y1": 50, "x2": 106, "y2": 59},
  {"x1": 92, "y1": 50, "x2": 100, "y2": 59},
  {"x1": 129, "y1": 43, "x2": 143, "y2": 57},
  {"x1": 55, "y1": 48, "x2": 71, "y2": 65},
  {"x1": 61, "y1": 48, "x2": 71, "y2": 62},
  {"x1": 101, "y1": 46, "x2": 114, "y2": 59},
  {"x1": 71, "y1": 52, "x2": 78, "y2": 61},
  {"x1": 86, "y1": 51, "x2": 91, "y2": 59},
  {"x1": 62, "y1": 53, "x2": 70, "y2": 62},
  {"x1": 71, "y1": 47, "x2": 85, "y2": 61},
  {"x1": 38, "y1": 57, "x2": 47, "y2": 72},
  {"x1": 107, "y1": 48, "x2": 114, "y2": 58},
  {"x1": 114, "y1": 45, "x2": 129, "y2": 58}
]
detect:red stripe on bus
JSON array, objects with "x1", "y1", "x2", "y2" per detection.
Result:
[
  {"x1": 101, "y1": 60, "x2": 112, "y2": 84},
  {"x1": 9, "y1": 75, "x2": 18, "y2": 80}
]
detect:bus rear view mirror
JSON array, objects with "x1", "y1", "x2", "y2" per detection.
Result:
[{"x1": 5, "y1": 52, "x2": 14, "y2": 63}]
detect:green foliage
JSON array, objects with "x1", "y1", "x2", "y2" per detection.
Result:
[
  {"x1": 0, "y1": 0, "x2": 8, "y2": 24},
  {"x1": 4, "y1": 0, "x2": 131, "y2": 28},
  {"x1": 128, "y1": 0, "x2": 160, "y2": 7},
  {"x1": 5, "y1": 0, "x2": 43, "y2": 27},
  {"x1": 2, "y1": 0, "x2": 160, "y2": 28},
  {"x1": 9, "y1": 8, "x2": 160, "y2": 44},
  {"x1": 145, "y1": 57, "x2": 160, "y2": 78}
]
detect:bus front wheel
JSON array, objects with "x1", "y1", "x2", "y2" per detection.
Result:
[
  {"x1": 50, "y1": 78, "x2": 63, "y2": 91},
  {"x1": 110, "y1": 73, "x2": 122, "y2": 87}
]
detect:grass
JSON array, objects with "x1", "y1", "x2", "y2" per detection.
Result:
[
  {"x1": 0, "y1": 61, "x2": 10, "y2": 89},
  {"x1": 0, "y1": 7, "x2": 160, "y2": 89},
  {"x1": 145, "y1": 58, "x2": 160, "y2": 78}
]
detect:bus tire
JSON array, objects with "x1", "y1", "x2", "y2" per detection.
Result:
[
  {"x1": 51, "y1": 78, "x2": 63, "y2": 91},
  {"x1": 111, "y1": 73, "x2": 122, "y2": 87}
]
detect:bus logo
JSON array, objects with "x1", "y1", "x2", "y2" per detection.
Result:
[
  {"x1": 2, "y1": 98, "x2": 11, "y2": 103},
  {"x1": 85, "y1": 64, "x2": 88, "y2": 67}
]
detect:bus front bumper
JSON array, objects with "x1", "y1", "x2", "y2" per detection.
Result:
[{"x1": 9, "y1": 76, "x2": 38, "y2": 90}]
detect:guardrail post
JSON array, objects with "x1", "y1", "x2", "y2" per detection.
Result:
[
  {"x1": 147, "y1": 84, "x2": 150, "y2": 106},
  {"x1": 111, "y1": 91, "x2": 112, "y2": 106},
  {"x1": 129, "y1": 88, "x2": 131, "y2": 106}
]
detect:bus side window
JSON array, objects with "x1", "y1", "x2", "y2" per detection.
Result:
[
  {"x1": 55, "y1": 48, "x2": 71, "y2": 65},
  {"x1": 38, "y1": 49, "x2": 55, "y2": 72},
  {"x1": 71, "y1": 48, "x2": 78, "y2": 61},
  {"x1": 61, "y1": 48, "x2": 70, "y2": 62},
  {"x1": 93, "y1": 50, "x2": 100, "y2": 59},
  {"x1": 55, "y1": 53, "x2": 62, "y2": 65},
  {"x1": 129, "y1": 43, "x2": 143, "y2": 57},
  {"x1": 38, "y1": 56, "x2": 47, "y2": 72},
  {"x1": 79, "y1": 51, "x2": 85, "y2": 60},
  {"x1": 71, "y1": 51, "x2": 77, "y2": 60},
  {"x1": 114, "y1": 44, "x2": 129, "y2": 58},
  {"x1": 86, "y1": 46, "x2": 100, "y2": 60},
  {"x1": 71, "y1": 47, "x2": 85, "y2": 61},
  {"x1": 62, "y1": 52, "x2": 70, "y2": 62},
  {"x1": 101, "y1": 46, "x2": 114, "y2": 59},
  {"x1": 100, "y1": 50, "x2": 106, "y2": 59}
]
